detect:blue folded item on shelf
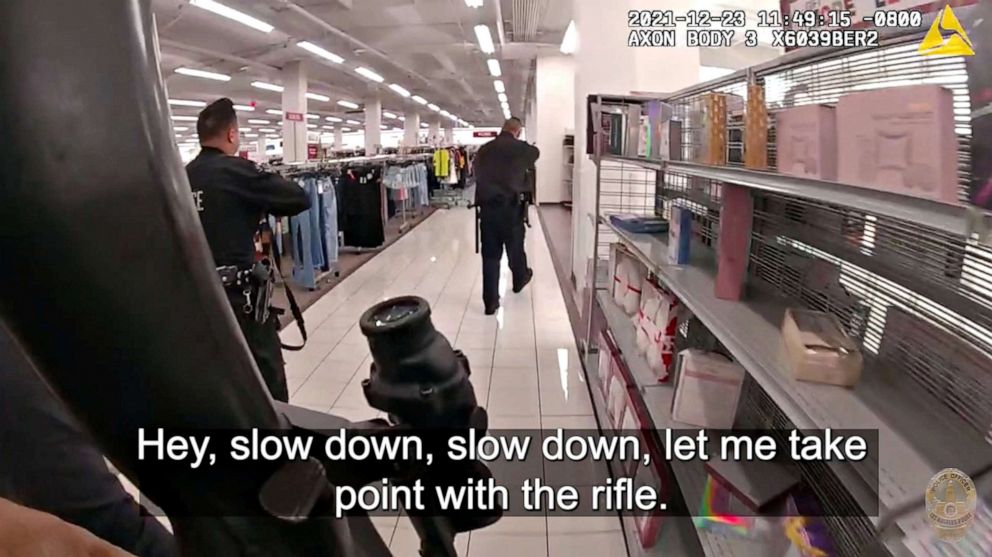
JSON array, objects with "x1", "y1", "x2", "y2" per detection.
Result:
[{"x1": 609, "y1": 214, "x2": 669, "y2": 234}]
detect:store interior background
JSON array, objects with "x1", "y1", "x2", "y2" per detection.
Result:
[{"x1": 160, "y1": 0, "x2": 784, "y2": 302}]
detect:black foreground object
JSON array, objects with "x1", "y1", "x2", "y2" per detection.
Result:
[
  {"x1": 0, "y1": 1, "x2": 490, "y2": 556},
  {"x1": 360, "y1": 296, "x2": 502, "y2": 539}
]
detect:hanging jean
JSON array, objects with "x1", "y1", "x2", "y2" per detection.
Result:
[
  {"x1": 290, "y1": 178, "x2": 323, "y2": 290},
  {"x1": 322, "y1": 179, "x2": 339, "y2": 266},
  {"x1": 267, "y1": 215, "x2": 282, "y2": 256}
]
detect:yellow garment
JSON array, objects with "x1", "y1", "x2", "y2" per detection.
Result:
[{"x1": 433, "y1": 149, "x2": 450, "y2": 177}]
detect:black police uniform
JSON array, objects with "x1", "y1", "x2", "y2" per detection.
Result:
[
  {"x1": 186, "y1": 147, "x2": 310, "y2": 402},
  {"x1": 474, "y1": 131, "x2": 540, "y2": 310}
]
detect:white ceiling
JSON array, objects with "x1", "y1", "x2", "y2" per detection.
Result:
[{"x1": 154, "y1": 0, "x2": 573, "y2": 138}]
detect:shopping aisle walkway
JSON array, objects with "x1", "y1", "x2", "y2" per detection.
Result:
[{"x1": 279, "y1": 206, "x2": 625, "y2": 556}]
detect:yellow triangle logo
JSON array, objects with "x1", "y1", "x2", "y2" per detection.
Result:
[{"x1": 918, "y1": 5, "x2": 975, "y2": 56}]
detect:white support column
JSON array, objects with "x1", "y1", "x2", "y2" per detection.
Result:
[
  {"x1": 255, "y1": 137, "x2": 267, "y2": 163},
  {"x1": 334, "y1": 127, "x2": 343, "y2": 150},
  {"x1": 364, "y1": 94, "x2": 382, "y2": 156},
  {"x1": 281, "y1": 61, "x2": 307, "y2": 163},
  {"x1": 403, "y1": 113, "x2": 421, "y2": 147},
  {"x1": 443, "y1": 123, "x2": 454, "y2": 145},
  {"x1": 534, "y1": 55, "x2": 576, "y2": 205},
  {"x1": 428, "y1": 118, "x2": 441, "y2": 145}
]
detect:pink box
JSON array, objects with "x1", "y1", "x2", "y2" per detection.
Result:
[
  {"x1": 715, "y1": 184, "x2": 752, "y2": 301},
  {"x1": 836, "y1": 85, "x2": 958, "y2": 204},
  {"x1": 775, "y1": 105, "x2": 837, "y2": 180}
]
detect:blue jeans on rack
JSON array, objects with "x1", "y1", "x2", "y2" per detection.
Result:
[
  {"x1": 322, "y1": 179, "x2": 338, "y2": 266},
  {"x1": 290, "y1": 178, "x2": 324, "y2": 289}
]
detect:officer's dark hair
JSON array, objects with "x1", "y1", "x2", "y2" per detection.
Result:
[
  {"x1": 502, "y1": 117, "x2": 523, "y2": 133},
  {"x1": 197, "y1": 98, "x2": 238, "y2": 142}
]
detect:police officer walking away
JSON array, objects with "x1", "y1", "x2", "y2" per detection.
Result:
[
  {"x1": 186, "y1": 98, "x2": 310, "y2": 402},
  {"x1": 474, "y1": 117, "x2": 540, "y2": 315}
]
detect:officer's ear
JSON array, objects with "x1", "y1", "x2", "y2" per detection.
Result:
[{"x1": 228, "y1": 125, "x2": 239, "y2": 145}]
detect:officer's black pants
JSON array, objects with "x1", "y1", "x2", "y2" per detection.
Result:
[
  {"x1": 235, "y1": 310, "x2": 290, "y2": 403},
  {"x1": 480, "y1": 202, "x2": 529, "y2": 308}
]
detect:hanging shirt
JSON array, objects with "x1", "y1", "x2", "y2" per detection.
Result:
[{"x1": 433, "y1": 149, "x2": 450, "y2": 177}]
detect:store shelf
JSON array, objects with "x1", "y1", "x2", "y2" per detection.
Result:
[
  {"x1": 665, "y1": 161, "x2": 990, "y2": 239},
  {"x1": 584, "y1": 353, "x2": 705, "y2": 557},
  {"x1": 599, "y1": 154, "x2": 664, "y2": 170},
  {"x1": 595, "y1": 290, "x2": 792, "y2": 557},
  {"x1": 598, "y1": 217, "x2": 992, "y2": 546}
]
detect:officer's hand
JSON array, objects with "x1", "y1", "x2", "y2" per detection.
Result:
[{"x1": 0, "y1": 498, "x2": 135, "y2": 557}]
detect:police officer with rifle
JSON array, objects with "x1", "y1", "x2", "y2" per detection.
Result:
[
  {"x1": 473, "y1": 117, "x2": 540, "y2": 315},
  {"x1": 186, "y1": 98, "x2": 311, "y2": 402}
]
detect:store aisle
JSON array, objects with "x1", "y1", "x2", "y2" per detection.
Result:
[{"x1": 279, "y1": 206, "x2": 625, "y2": 556}]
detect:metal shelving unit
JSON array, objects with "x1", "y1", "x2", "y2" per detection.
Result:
[{"x1": 580, "y1": 25, "x2": 992, "y2": 557}]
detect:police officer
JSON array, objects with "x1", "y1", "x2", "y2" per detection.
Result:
[
  {"x1": 474, "y1": 117, "x2": 540, "y2": 314},
  {"x1": 186, "y1": 98, "x2": 310, "y2": 402}
]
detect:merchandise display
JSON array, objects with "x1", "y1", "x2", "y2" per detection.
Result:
[
  {"x1": 774, "y1": 104, "x2": 837, "y2": 180},
  {"x1": 670, "y1": 349, "x2": 745, "y2": 429},
  {"x1": 635, "y1": 279, "x2": 679, "y2": 382},
  {"x1": 836, "y1": 85, "x2": 958, "y2": 204},
  {"x1": 667, "y1": 205, "x2": 693, "y2": 265},
  {"x1": 781, "y1": 308, "x2": 863, "y2": 387},
  {"x1": 714, "y1": 184, "x2": 752, "y2": 301},
  {"x1": 609, "y1": 213, "x2": 668, "y2": 234}
]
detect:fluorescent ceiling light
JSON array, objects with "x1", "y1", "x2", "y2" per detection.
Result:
[
  {"x1": 259, "y1": 128, "x2": 276, "y2": 132},
  {"x1": 448, "y1": 114, "x2": 458, "y2": 121},
  {"x1": 337, "y1": 100, "x2": 359, "y2": 109},
  {"x1": 474, "y1": 25, "x2": 495, "y2": 54},
  {"x1": 296, "y1": 41, "x2": 344, "y2": 64},
  {"x1": 465, "y1": 0, "x2": 483, "y2": 7},
  {"x1": 381, "y1": 125, "x2": 389, "y2": 130},
  {"x1": 347, "y1": 119, "x2": 361, "y2": 125},
  {"x1": 233, "y1": 104, "x2": 254, "y2": 111},
  {"x1": 267, "y1": 134, "x2": 279, "y2": 138},
  {"x1": 240, "y1": 127, "x2": 252, "y2": 132},
  {"x1": 306, "y1": 114, "x2": 319, "y2": 119},
  {"x1": 561, "y1": 20, "x2": 577, "y2": 54},
  {"x1": 189, "y1": 0, "x2": 274, "y2": 33},
  {"x1": 440, "y1": 110, "x2": 451, "y2": 117},
  {"x1": 174, "y1": 67, "x2": 230, "y2": 81},
  {"x1": 252, "y1": 81, "x2": 284, "y2": 93},
  {"x1": 498, "y1": 92, "x2": 508, "y2": 103},
  {"x1": 389, "y1": 84, "x2": 411, "y2": 97},
  {"x1": 322, "y1": 125, "x2": 334, "y2": 130},
  {"x1": 411, "y1": 95, "x2": 428, "y2": 105},
  {"x1": 420, "y1": 122, "x2": 429, "y2": 128},
  {"x1": 398, "y1": 116, "x2": 405, "y2": 121},
  {"x1": 169, "y1": 99, "x2": 206, "y2": 107},
  {"x1": 383, "y1": 111, "x2": 397, "y2": 119},
  {"x1": 306, "y1": 92, "x2": 330, "y2": 102},
  {"x1": 355, "y1": 67, "x2": 384, "y2": 83},
  {"x1": 307, "y1": 124, "x2": 317, "y2": 128},
  {"x1": 341, "y1": 127, "x2": 352, "y2": 132},
  {"x1": 500, "y1": 100, "x2": 509, "y2": 109},
  {"x1": 244, "y1": 133, "x2": 259, "y2": 138},
  {"x1": 172, "y1": 115, "x2": 198, "y2": 121},
  {"x1": 493, "y1": 80, "x2": 505, "y2": 93},
  {"x1": 326, "y1": 116, "x2": 343, "y2": 122},
  {"x1": 173, "y1": 126, "x2": 189, "y2": 132},
  {"x1": 393, "y1": 127, "x2": 402, "y2": 131},
  {"x1": 427, "y1": 103, "x2": 440, "y2": 112},
  {"x1": 487, "y1": 59, "x2": 502, "y2": 77},
  {"x1": 266, "y1": 109, "x2": 283, "y2": 115},
  {"x1": 247, "y1": 119, "x2": 270, "y2": 124}
]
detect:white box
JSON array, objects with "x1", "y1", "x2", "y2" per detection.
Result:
[{"x1": 671, "y1": 350, "x2": 745, "y2": 429}]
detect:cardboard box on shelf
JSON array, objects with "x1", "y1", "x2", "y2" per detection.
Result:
[
  {"x1": 836, "y1": 85, "x2": 958, "y2": 204},
  {"x1": 671, "y1": 349, "x2": 745, "y2": 429},
  {"x1": 775, "y1": 104, "x2": 837, "y2": 180},
  {"x1": 781, "y1": 308, "x2": 863, "y2": 387},
  {"x1": 715, "y1": 184, "x2": 753, "y2": 301}
]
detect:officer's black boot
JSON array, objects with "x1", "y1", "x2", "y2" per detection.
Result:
[
  {"x1": 482, "y1": 257, "x2": 501, "y2": 315},
  {"x1": 512, "y1": 268, "x2": 533, "y2": 294}
]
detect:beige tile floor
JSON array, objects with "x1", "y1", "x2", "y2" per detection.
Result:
[{"x1": 279, "y1": 206, "x2": 624, "y2": 555}]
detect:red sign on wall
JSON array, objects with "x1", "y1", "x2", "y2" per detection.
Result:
[
  {"x1": 286, "y1": 111, "x2": 304, "y2": 122},
  {"x1": 473, "y1": 131, "x2": 497, "y2": 138},
  {"x1": 307, "y1": 144, "x2": 319, "y2": 160}
]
